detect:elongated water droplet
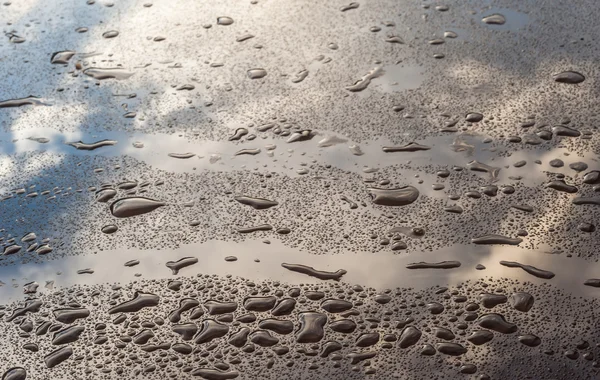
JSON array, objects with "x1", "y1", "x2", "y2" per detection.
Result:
[
  {"x1": 482, "y1": 14, "x2": 506, "y2": 25},
  {"x1": 51, "y1": 51, "x2": 75, "y2": 64},
  {"x1": 247, "y1": 68, "x2": 267, "y2": 79},
  {"x1": 83, "y1": 68, "x2": 133, "y2": 80},
  {"x1": 553, "y1": 71, "x2": 585, "y2": 84},
  {"x1": 110, "y1": 197, "x2": 165, "y2": 218},
  {"x1": 102, "y1": 30, "x2": 119, "y2": 38}
]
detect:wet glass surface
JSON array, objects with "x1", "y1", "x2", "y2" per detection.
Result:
[{"x1": 1, "y1": 0, "x2": 600, "y2": 378}]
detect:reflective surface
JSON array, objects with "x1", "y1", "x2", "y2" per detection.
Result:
[{"x1": 1, "y1": 0, "x2": 600, "y2": 378}]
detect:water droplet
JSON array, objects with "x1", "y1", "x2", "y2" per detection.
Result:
[
  {"x1": 2, "y1": 367, "x2": 27, "y2": 380},
  {"x1": 346, "y1": 67, "x2": 383, "y2": 92},
  {"x1": 287, "y1": 130, "x2": 314, "y2": 143},
  {"x1": 8, "y1": 34, "x2": 25, "y2": 43},
  {"x1": 436, "y1": 342, "x2": 467, "y2": 356},
  {"x1": 235, "y1": 148, "x2": 261, "y2": 156},
  {"x1": 480, "y1": 293, "x2": 507, "y2": 308},
  {"x1": 545, "y1": 180, "x2": 578, "y2": 193},
  {"x1": 191, "y1": 368, "x2": 239, "y2": 380},
  {"x1": 124, "y1": 260, "x2": 139, "y2": 267},
  {"x1": 108, "y1": 292, "x2": 159, "y2": 314},
  {"x1": 569, "y1": 161, "x2": 588, "y2": 172},
  {"x1": 471, "y1": 234, "x2": 522, "y2": 245},
  {"x1": 26, "y1": 136, "x2": 50, "y2": 144},
  {"x1": 102, "y1": 224, "x2": 118, "y2": 234},
  {"x1": 165, "y1": 257, "x2": 198, "y2": 275},
  {"x1": 110, "y1": 197, "x2": 166, "y2": 218},
  {"x1": 499, "y1": 261, "x2": 555, "y2": 279},
  {"x1": 340, "y1": 2, "x2": 359, "y2": 11},
  {"x1": 234, "y1": 196, "x2": 278, "y2": 209},
  {"x1": 369, "y1": 186, "x2": 419, "y2": 206},
  {"x1": 250, "y1": 330, "x2": 280, "y2": 346},
  {"x1": 194, "y1": 319, "x2": 229, "y2": 344},
  {"x1": 291, "y1": 69, "x2": 309, "y2": 83},
  {"x1": 467, "y1": 330, "x2": 494, "y2": 345},
  {"x1": 584, "y1": 279, "x2": 600, "y2": 288},
  {"x1": 572, "y1": 197, "x2": 600, "y2": 206},
  {"x1": 482, "y1": 14, "x2": 506, "y2": 25},
  {"x1": 237, "y1": 224, "x2": 272, "y2": 234},
  {"x1": 51, "y1": 325, "x2": 85, "y2": 345},
  {"x1": 553, "y1": 71, "x2": 585, "y2": 84},
  {"x1": 385, "y1": 36, "x2": 404, "y2": 44},
  {"x1": 296, "y1": 312, "x2": 327, "y2": 343},
  {"x1": 428, "y1": 38, "x2": 445, "y2": 45},
  {"x1": 67, "y1": 139, "x2": 117, "y2": 150},
  {"x1": 236, "y1": 34, "x2": 255, "y2": 42},
  {"x1": 356, "y1": 332, "x2": 380, "y2": 347},
  {"x1": 217, "y1": 17, "x2": 234, "y2": 25},
  {"x1": 102, "y1": 30, "x2": 119, "y2": 38},
  {"x1": 53, "y1": 308, "x2": 90, "y2": 323},
  {"x1": 3, "y1": 245, "x2": 22, "y2": 255},
  {"x1": 444, "y1": 31, "x2": 458, "y2": 38},
  {"x1": 0, "y1": 96, "x2": 48, "y2": 108},
  {"x1": 348, "y1": 351, "x2": 377, "y2": 364},
  {"x1": 83, "y1": 68, "x2": 133, "y2": 80},
  {"x1": 247, "y1": 68, "x2": 267, "y2": 79},
  {"x1": 44, "y1": 346, "x2": 73, "y2": 368},
  {"x1": 281, "y1": 263, "x2": 347, "y2": 281},
  {"x1": 321, "y1": 299, "x2": 352, "y2": 313},
  {"x1": 382, "y1": 143, "x2": 431, "y2": 152},
  {"x1": 399, "y1": 326, "x2": 422, "y2": 348},
  {"x1": 168, "y1": 152, "x2": 196, "y2": 159},
  {"x1": 519, "y1": 334, "x2": 541, "y2": 347},
  {"x1": 406, "y1": 261, "x2": 461, "y2": 269},
  {"x1": 51, "y1": 51, "x2": 75, "y2": 64},
  {"x1": 244, "y1": 296, "x2": 277, "y2": 312},
  {"x1": 477, "y1": 313, "x2": 517, "y2": 333},
  {"x1": 433, "y1": 327, "x2": 455, "y2": 340},
  {"x1": 552, "y1": 125, "x2": 581, "y2": 137}
]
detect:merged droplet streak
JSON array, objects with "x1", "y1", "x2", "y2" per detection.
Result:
[
  {"x1": 281, "y1": 263, "x2": 347, "y2": 281},
  {"x1": 107, "y1": 292, "x2": 160, "y2": 314},
  {"x1": 0, "y1": 96, "x2": 49, "y2": 108},
  {"x1": 406, "y1": 261, "x2": 461, "y2": 269},
  {"x1": 499, "y1": 261, "x2": 555, "y2": 279},
  {"x1": 67, "y1": 140, "x2": 117, "y2": 150}
]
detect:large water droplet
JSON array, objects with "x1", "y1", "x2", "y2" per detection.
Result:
[
  {"x1": 482, "y1": 14, "x2": 506, "y2": 25},
  {"x1": 281, "y1": 263, "x2": 347, "y2": 281},
  {"x1": 67, "y1": 139, "x2": 117, "y2": 150},
  {"x1": 102, "y1": 30, "x2": 119, "y2": 38},
  {"x1": 108, "y1": 292, "x2": 159, "y2": 314},
  {"x1": 247, "y1": 68, "x2": 267, "y2": 79},
  {"x1": 499, "y1": 261, "x2": 555, "y2": 279},
  {"x1": 51, "y1": 51, "x2": 75, "y2": 64},
  {"x1": 553, "y1": 71, "x2": 585, "y2": 84},
  {"x1": 406, "y1": 261, "x2": 461, "y2": 269},
  {"x1": 234, "y1": 196, "x2": 278, "y2": 209},
  {"x1": 83, "y1": 68, "x2": 133, "y2": 80},
  {"x1": 2, "y1": 368, "x2": 26, "y2": 380},
  {"x1": 110, "y1": 197, "x2": 165, "y2": 218},
  {"x1": 369, "y1": 186, "x2": 419, "y2": 206},
  {"x1": 346, "y1": 67, "x2": 383, "y2": 92},
  {"x1": 217, "y1": 17, "x2": 234, "y2": 25},
  {"x1": 0, "y1": 96, "x2": 48, "y2": 108}
]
